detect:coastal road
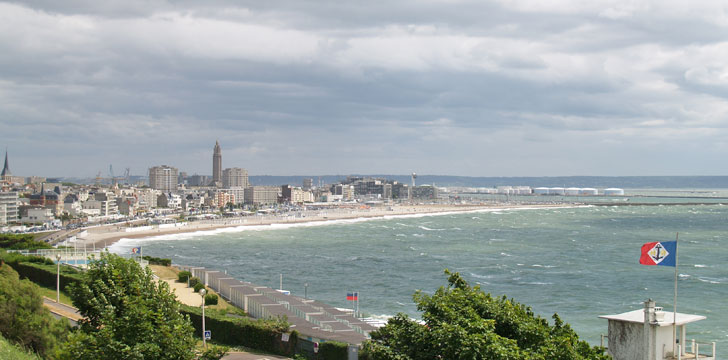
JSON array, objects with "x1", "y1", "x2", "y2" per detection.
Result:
[{"x1": 43, "y1": 297, "x2": 81, "y2": 326}]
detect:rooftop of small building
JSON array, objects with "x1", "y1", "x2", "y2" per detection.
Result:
[{"x1": 599, "y1": 309, "x2": 706, "y2": 327}]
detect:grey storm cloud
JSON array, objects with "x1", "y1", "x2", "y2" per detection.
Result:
[{"x1": 1, "y1": 0, "x2": 728, "y2": 177}]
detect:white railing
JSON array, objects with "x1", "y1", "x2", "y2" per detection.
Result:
[
  {"x1": 7, "y1": 248, "x2": 148, "y2": 268},
  {"x1": 672, "y1": 340, "x2": 716, "y2": 360}
]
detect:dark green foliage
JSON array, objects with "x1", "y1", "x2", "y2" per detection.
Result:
[
  {"x1": 0, "y1": 252, "x2": 84, "y2": 293},
  {"x1": 178, "y1": 270, "x2": 192, "y2": 283},
  {"x1": 58, "y1": 252, "x2": 196, "y2": 360},
  {"x1": 194, "y1": 282, "x2": 205, "y2": 293},
  {"x1": 0, "y1": 234, "x2": 52, "y2": 250},
  {"x1": 143, "y1": 256, "x2": 172, "y2": 266},
  {"x1": 197, "y1": 344, "x2": 229, "y2": 360},
  {"x1": 190, "y1": 276, "x2": 202, "y2": 288},
  {"x1": 204, "y1": 293, "x2": 218, "y2": 306},
  {"x1": 361, "y1": 270, "x2": 608, "y2": 360},
  {"x1": 180, "y1": 304, "x2": 292, "y2": 355},
  {"x1": 0, "y1": 263, "x2": 70, "y2": 358},
  {"x1": 318, "y1": 341, "x2": 349, "y2": 360},
  {"x1": 0, "y1": 250, "x2": 54, "y2": 266}
]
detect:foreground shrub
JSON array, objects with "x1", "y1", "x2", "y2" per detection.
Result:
[
  {"x1": 0, "y1": 234, "x2": 52, "y2": 250},
  {"x1": 143, "y1": 256, "x2": 172, "y2": 266},
  {"x1": 58, "y1": 252, "x2": 196, "y2": 360},
  {"x1": 194, "y1": 282, "x2": 205, "y2": 293},
  {"x1": 178, "y1": 271, "x2": 192, "y2": 283},
  {"x1": 0, "y1": 263, "x2": 69, "y2": 358},
  {"x1": 204, "y1": 293, "x2": 219, "y2": 306},
  {"x1": 361, "y1": 269, "x2": 608, "y2": 360}
]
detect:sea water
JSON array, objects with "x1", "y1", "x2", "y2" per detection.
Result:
[{"x1": 110, "y1": 200, "x2": 728, "y2": 347}]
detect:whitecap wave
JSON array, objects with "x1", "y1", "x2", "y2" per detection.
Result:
[
  {"x1": 418, "y1": 225, "x2": 446, "y2": 231},
  {"x1": 697, "y1": 277, "x2": 725, "y2": 284}
]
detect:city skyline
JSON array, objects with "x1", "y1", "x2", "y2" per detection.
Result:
[{"x1": 2, "y1": 1, "x2": 728, "y2": 178}]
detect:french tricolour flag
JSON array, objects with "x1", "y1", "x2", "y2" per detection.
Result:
[
  {"x1": 639, "y1": 241, "x2": 676, "y2": 267},
  {"x1": 346, "y1": 292, "x2": 358, "y2": 301}
]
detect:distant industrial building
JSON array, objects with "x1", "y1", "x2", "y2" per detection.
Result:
[
  {"x1": 222, "y1": 167, "x2": 249, "y2": 188},
  {"x1": 178, "y1": 172, "x2": 188, "y2": 186},
  {"x1": 149, "y1": 165, "x2": 178, "y2": 192},
  {"x1": 225, "y1": 187, "x2": 246, "y2": 205},
  {"x1": 26, "y1": 176, "x2": 47, "y2": 185},
  {"x1": 86, "y1": 192, "x2": 119, "y2": 216},
  {"x1": 21, "y1": 208, "x2": 54, "y2": 224},
  {"x1": 215, "y1": 191, "x2": 235, "y2": 208},
  {"x1": 281, "y1": 185, "x2": 313, "y2": 204},
  {"x1": 332, "y1": 184, "x2": 355, "y2": 201},
  {"x1": 411, "y1": 185, "x2": 439, "y2": 200},
  {"x1": 244, "y1": 186, "x2": 280, "y2": 205},
  {"x1": 29, "y1": 184, "x2": 63, "y2": 215},
  {"x1": 187, "y1": 174, "x2": 209, "y2": 187},
  {"x1": 303, "y1": 178, "x2": 313, "y2": 191}
]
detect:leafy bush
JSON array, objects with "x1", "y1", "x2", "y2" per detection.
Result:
[
  {"x1": 189, "y1": 276, "x2": 201, "y2": 288},
  {"x1": 361, "y1": 269, "x2": 608, "y2": 360},
  {"x1": 0, "y1": 251, "x2": 54, "y2": 266},
  {"x1": 319, "y1": 341, "x2": 349, "y2": 360},
  {"x1": 0, "y1": 263, "x2": 70, "y2": 358},
  {"x1": 193, "y1": 282, "x2": 205, "y2": 293},
  {"x1": 177, "y1": 271, "x2": 192, "y2": 283},
  {"x1": 0, "y1": 234, "x2": 52, "y2": 250},
  {"x1": 58, "y1": 253, "x2": 196, "y2": 360},
  {"x1": 142, "y1": 256, "x2": 171, "y2": 266},
  {"x1": 180, "y1": 304, "x2": 292, "y2": 355},
  {"x1": 0, "y1": 252, "x2": 84, "y2": 293},
  {"x1": 204, "y1": 293, "x2": 218, "y2": 306},
  {"x1": 197, "y1": 344, "x2": 228, "y2": 360}
]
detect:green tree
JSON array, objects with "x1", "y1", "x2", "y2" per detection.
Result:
[
  {"x1": 361, "y1": 270, "x2": 608, "y2": 360},
  {"x1": 58, "y1": 252, "x2": 197, "y2": 360},
  {"x1": 0, "y1": 263, "x2": 69, "y2": 358},
  {"x1": 0, "y1": 234, "x2": 52, "y2": 250}
]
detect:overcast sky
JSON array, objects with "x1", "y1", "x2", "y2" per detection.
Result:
[{"x1": 1, "y1": 1, "x2": 727, "y2": 178}]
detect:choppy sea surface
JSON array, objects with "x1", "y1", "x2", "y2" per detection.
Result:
[{"x1": 110, "y1": 192, "x2": 728, "y2": 347}]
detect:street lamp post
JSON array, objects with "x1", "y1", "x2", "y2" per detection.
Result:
[
  {"x1": 200, "y1": 288, "x2": 207, "y2": 348},
  {"x1": 56, "y1": 253, "x2": 61, "y2": 303}
]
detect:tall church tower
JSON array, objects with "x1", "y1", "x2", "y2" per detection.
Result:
[
  {"x1": 212, "y1": 141, "x2": 222, "y2": 187},
  {"x1": 1, "y1": 148, "x2": 11, "y2": 182}
]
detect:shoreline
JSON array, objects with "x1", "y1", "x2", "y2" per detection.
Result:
[{"x1": 80, "y1": 203, "x2": 572, "y2": 249}]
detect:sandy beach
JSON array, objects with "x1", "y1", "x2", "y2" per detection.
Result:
[{"x1": 77, "y1": 203, "x2": 565, "y2": 249}]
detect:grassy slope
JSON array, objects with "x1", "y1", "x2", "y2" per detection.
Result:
[{"x1": 0, "y1": 334, "x2": 41, "y2": 360}]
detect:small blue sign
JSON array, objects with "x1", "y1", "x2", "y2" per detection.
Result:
[{"x1": 204, "y1": 330, "x2": 211, "y2": 340}]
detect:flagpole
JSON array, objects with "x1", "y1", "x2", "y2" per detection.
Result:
[{"x1": 673, "y1": 232, "x2": 679, "y2": 357}]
